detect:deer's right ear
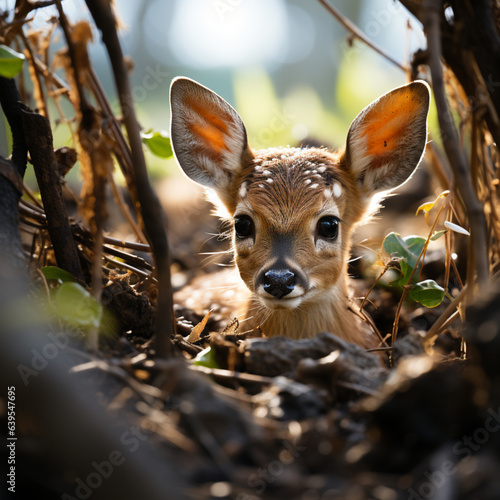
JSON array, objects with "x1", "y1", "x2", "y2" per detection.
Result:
[
  {"x1": 170, "y1": 77, "x2": 250, "y2": 195},
  {"x1": 345, "y1": 80, "x2": 430, "y2": 196}
]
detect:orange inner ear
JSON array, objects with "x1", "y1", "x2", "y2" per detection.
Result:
[
  {"x1": 190, "y1": 122, "x2": 229, "y2": 153},
  {"x1": 362, "y1": 91, "x2": 422, "y2": 161},
  {"x1": 185, "y1": 96, "x2": 232, "y2": 154}
]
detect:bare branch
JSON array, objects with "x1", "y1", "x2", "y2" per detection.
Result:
[
  {"x1": 424, "y1": 0, "x2": 489, "y2": 285},
  {"x1": 85, "y1": 0, "x2": 176, "y2": 358},
  {"x1": 317, "y1": 0, "x2": 408, "y2": 72},
  {"x1": 21, "y1": 108, "x2": 85, "y2": 282}
]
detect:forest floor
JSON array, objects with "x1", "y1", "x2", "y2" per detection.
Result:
[{"x1": 11, "y1": 171, "x2": 500, "y2": 500}]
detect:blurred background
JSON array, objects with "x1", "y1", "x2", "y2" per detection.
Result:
[
  {"x1": 1, "y1": 0, "x2": 439, "y2": 274},
  {"x1": 1, "y1": 0, "x2": 431, "y2": 178}
]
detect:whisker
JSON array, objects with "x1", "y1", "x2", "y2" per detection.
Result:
[{"x1": 199, "y1": 250, "x2": 233, "y2": 256}]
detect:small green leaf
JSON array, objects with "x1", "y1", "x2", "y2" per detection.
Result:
[
  {"x1": 403, "y1": 236, "x2": 426, "y2": 260},
  {"x1": 141, "y1": 130, "x2": 173, "y2": 158},
  {"x1": 410, "y1": 280, "x2": 445, "y2": 308},
  {"x1": 383, "y1": 232, "x2": 425, "y2": 284},
  {"x1": 193, "y1": 346, "x2": 220, "y2": 369},
  {"x1": 383, "y1": 233, "x2": 425, "y2": 263},
  {"x1": 431, "y1": 230, "x2": 447, "y2": 241},
  {"x1": 53, "y1": 282, "x2": 103, "y2": 329},
  {"x1": 0, "y1": 45, "x2": 25, "y2": 78},
  {"x1": 41, "y1": 266, "x2": 77, "y2": 283}
]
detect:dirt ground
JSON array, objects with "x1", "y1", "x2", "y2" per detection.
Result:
[{"x1": 7, "y1": 167, "x2": 499, "y2": 500}]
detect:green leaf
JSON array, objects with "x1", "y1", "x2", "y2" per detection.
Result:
[
  {"x1": 41, "y1": 266, "x2": 77, "y2": 283},
  {"x1": 431, "y1": 230, "x2": 447, "y2": 241},
  {"x1": 193, "y1": 346, "x2": 220, "y2": 369},
  {"x1": 410, "y1": 280, "x2": 445, "y2": 308},
  {"x1": 53, "y1": 282, "x2": 103, "y2": 330},
  {"x1": 383, "y1": 232, "x2": 425, "y2": 285},
  {"x1": 141, "y1": 130, "x2": 173, "y2": 158},
  {"x1": 0, "y1": 45, "x2": 25, "y2": 78}
]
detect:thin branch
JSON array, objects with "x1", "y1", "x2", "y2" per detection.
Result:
[
  {"x1": 21, "y1": 107, "x2": 85, "y2": 282},
  {"x1": 85, "y1": 0, "x2": 176, "y2": 358},
  {"x1": 316, "y1": 0, "x2": 408, "y2": 72},
  {"x1": 102, "y1": 235, "x2": 151, "y2": 252},
  {"x1": 423, "y1": 284, "x2": 468, "y2": 345},
  {"x1": 109, "y1": 171, "x2": 148, "y2": 245},
  {"x1": 424, "y1": 0, "x2": 489, "y2": 285},
  {"x1": 392, "y1": 194, "x2": 448, "y2": 343}
]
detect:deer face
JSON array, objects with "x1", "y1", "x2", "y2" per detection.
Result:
[
  {"x1": 230, "y1": 147, "x2": 360, "y2": 311},
  {"x1": 170, "y1": 77, "x2": 429, "y2": 316}
]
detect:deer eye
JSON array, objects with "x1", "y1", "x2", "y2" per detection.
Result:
[
  {"x1": 234, "y1": 214, "x2": 254, "y2": 239},
  {"x1": 317, "y1": 216, "x2": 339, "y2": 240}
]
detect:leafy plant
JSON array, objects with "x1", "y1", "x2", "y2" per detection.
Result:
[
  {"x1": 383, "y1": 232, "x2": 445, "y2": 308},
  {"x1": 41, "y1": 267, "x2": 116, "y2": 338}
]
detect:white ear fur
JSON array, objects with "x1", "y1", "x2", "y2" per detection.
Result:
[
  {"x1": 169, "y1": 77, "x2": 249, "y2": 193},
  {"x1": 346, "y1": 80, "x2": 430, "y2": 195}
]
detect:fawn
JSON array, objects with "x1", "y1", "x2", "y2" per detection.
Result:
[{"x1": 169, "y1": 77, "x2": 430, "y2": 347}]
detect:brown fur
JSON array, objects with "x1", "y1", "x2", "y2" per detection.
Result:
[
  {"x1": 169, "y1": 77, "x2": 430, "y2": 348},
  {"x1": 221, "y1": 147, "x2": 374, "y2": 345}
]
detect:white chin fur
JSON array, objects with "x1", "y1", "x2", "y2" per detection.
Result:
[
  {"x1": 259, "y1": 296, "x2": 303, "y2": 310},
  {"x1": 256, "y1": 287, "x2": 305, "y2": 310}
]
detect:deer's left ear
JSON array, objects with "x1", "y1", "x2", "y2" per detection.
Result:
[
  {"x1": 169, "y1": 77, "x2": 251, "y2": 196},
  {"x1": 345, "y1": 80, "x2": 430, "y2": 195}
]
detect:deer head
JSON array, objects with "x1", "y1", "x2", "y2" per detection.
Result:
[{"x1": 169, "y1": 77, "x2": 429, "y2": 343}]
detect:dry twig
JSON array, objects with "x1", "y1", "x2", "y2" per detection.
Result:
[
  {"x1": 85, "y1": 0, "x2": 176, "y2": 357},
  {"x1": 424, "y1": 0, "x2": 489, "y2": 286},
  {"x1": 317, "y1": 0, "x2": 408, "y2": 72}
]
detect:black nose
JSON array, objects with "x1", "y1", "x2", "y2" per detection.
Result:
[{"x1": 263, "y1": 270, "x2": 296, "y2": 299}]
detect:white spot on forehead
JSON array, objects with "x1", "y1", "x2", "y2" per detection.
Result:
[
  {"x1": 258, "y1": 183, "x2": 264, "y2": 188},
  {"x1": 304, "y1": 170, "x2": 311, "y2": 174},
  {"x1": 304, "y1": 179, "x2": 312, "y2": 185},
  {"x1": 254, "y1": 165, "x2": 262, "y2": 171},
  {"x1": 266, "y1": 178, "x2": 273, "y2": 184},
  {"x1": 333, "y1": 182, "x2": 342, "y2": 198},
  {"x1": 239, "y1": 181, "x2": 247, "y2": 198},
  {"x1": 263, "y1": 170, "x2": 271, "y2": 176},
  {"x1": 310, "y1": 183, "x2": 319, "y2": 189},
  {"x1": 318, "y1": 166, "x2": 326, "y2": 173}
]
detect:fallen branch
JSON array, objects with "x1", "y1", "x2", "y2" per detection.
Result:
[{"x1": 21, "y1": 108, "x2": 85, "y2": 282}]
